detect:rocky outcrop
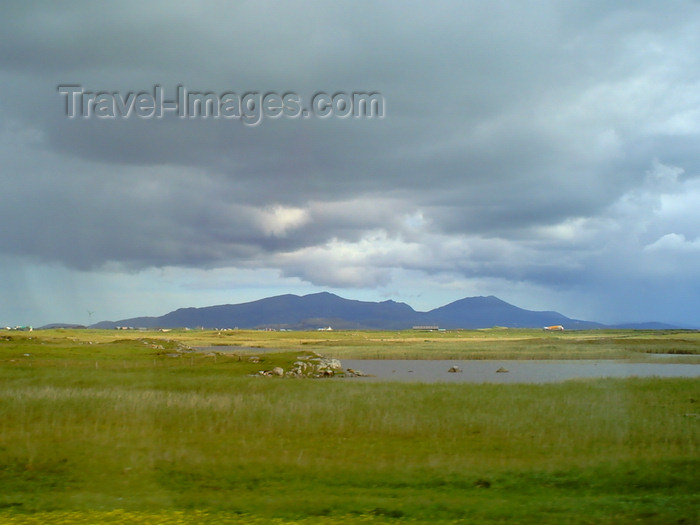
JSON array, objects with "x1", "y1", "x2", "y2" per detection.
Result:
[{"x1": 258, "y1": 354, "x2": 344, "y2": 378}]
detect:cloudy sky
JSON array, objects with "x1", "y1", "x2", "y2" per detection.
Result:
[{"x1": 2, "y1": 1, "x2": 700, "y2": 327}]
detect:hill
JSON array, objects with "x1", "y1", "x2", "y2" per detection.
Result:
[
  {"x1": 423, "y1": 295, "x2": 600, "y2": 329},
  {"x1": 93, "y1": 292, "x2": 604, "y2": 330}
]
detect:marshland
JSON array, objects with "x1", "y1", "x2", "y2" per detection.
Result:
[{"x1": 0, "y1": 328, "x2": 698, "y2": 524}]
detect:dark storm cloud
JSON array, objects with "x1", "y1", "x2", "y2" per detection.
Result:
[{"x1": 2, "y1": 0, "x2": 700, "y2": 325}]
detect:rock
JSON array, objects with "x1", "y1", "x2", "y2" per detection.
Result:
[
  {"x1": 346, "y1": 368, "x2": 373, "y2": 377},
  {"x1": 257, "y1": 367, "x2": 285, "y2": 377},
  {"x1": 286, "y1": 361, "x2": 312, "y2": 377},
  {"x1": 317, "y1": 358, "x2": 341, "y2": 370},
  {"x1": 310, "y1": 357, "x2": 342, "y2": 377},
  {"x1": 448, "y1": 365, "x2": 462, "y2": 373},
  {"x1": 496, "y1": 367, "x2": 509, "y2": 373},
  {"x1": 259, "y1": 355, "x2": 344, "y2": 379}
]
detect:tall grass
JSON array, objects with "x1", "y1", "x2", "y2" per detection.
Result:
[
  {"x1": 1, "y1": 375, "x2": 698, "y2": 520},
  {"x1": 0, "y1": 331, "x2": 699, "y2": 523}
]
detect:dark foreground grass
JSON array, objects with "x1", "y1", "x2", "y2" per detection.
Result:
[{"x1": 0, "y1": 333, "x2": 698, "y2": 524}]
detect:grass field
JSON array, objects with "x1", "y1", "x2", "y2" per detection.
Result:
[
  {"x1": 0, "y1": 329, "x2": 698, "y2": 523},
  {"x1": 19, "y1": 326, "x2": 700, "y2": 360}
]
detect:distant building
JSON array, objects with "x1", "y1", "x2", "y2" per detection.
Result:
[{"x1": 413, "y1": 325, "x2": 439, "y2": 331}]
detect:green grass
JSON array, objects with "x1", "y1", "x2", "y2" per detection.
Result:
[
  {"x1": 22, "y1": 326, "x2": 700, "y2": 360},
  {"x1": 0, "y1": 330, "x2": 698, "y2": 523}
]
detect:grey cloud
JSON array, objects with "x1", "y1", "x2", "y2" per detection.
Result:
[{"x1": 2, "y1": 1, "x2": 700, "y2": 325}]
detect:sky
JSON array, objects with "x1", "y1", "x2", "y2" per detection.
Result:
[{"x1": 1, "y1": 1, "x2": 700, "y2": 328}]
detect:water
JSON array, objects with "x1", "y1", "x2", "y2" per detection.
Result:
[
  {"x1": 193, "y1": 346, "x2": 700, "y2": 383},
  {"x1": 340, "y1": 359, "x2": 700, "y2": 383}
]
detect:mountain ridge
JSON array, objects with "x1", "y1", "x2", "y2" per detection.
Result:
[{"x1": 91, "y1": 292, "x2": 613, "y2": 330}]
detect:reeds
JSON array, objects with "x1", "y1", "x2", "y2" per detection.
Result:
[{"x1": 0, "y1": 331, "x2": 698, "y2": 523}]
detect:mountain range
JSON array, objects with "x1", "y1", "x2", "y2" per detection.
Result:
[{"x1": 88, "y1": 292, "x2": 651, "y2": 330}]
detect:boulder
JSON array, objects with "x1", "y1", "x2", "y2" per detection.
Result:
[
  {"x1": 317, "y1": 358, "x2": 342, "y2": 370},
  {"x1": 260, "y1": 355, "x2": 344, "y2": 379}
]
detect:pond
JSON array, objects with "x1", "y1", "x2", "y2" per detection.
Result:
[
  {"x1": 193, "y1": 347, "x2": 700, "y2": 383},
  {"x1": 340, "y1": 359, "x2": 700, "y2": 383}
]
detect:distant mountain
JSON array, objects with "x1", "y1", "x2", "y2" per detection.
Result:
[
  {"x1": 92, "y1": 292, "x2": 605, "y2": 330},
  {"x1": 38, "y1": 323, "x2": 87, "y2": 330},
  {"x1": 423, "y1": 295, "x2": 601, "y2": 329},
  {"x1": 608, "y1": 321, "x2": 686, "y2": 330},
  {"x1": 96, "y1": 292, "x2": 419, "y2": 330}
]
